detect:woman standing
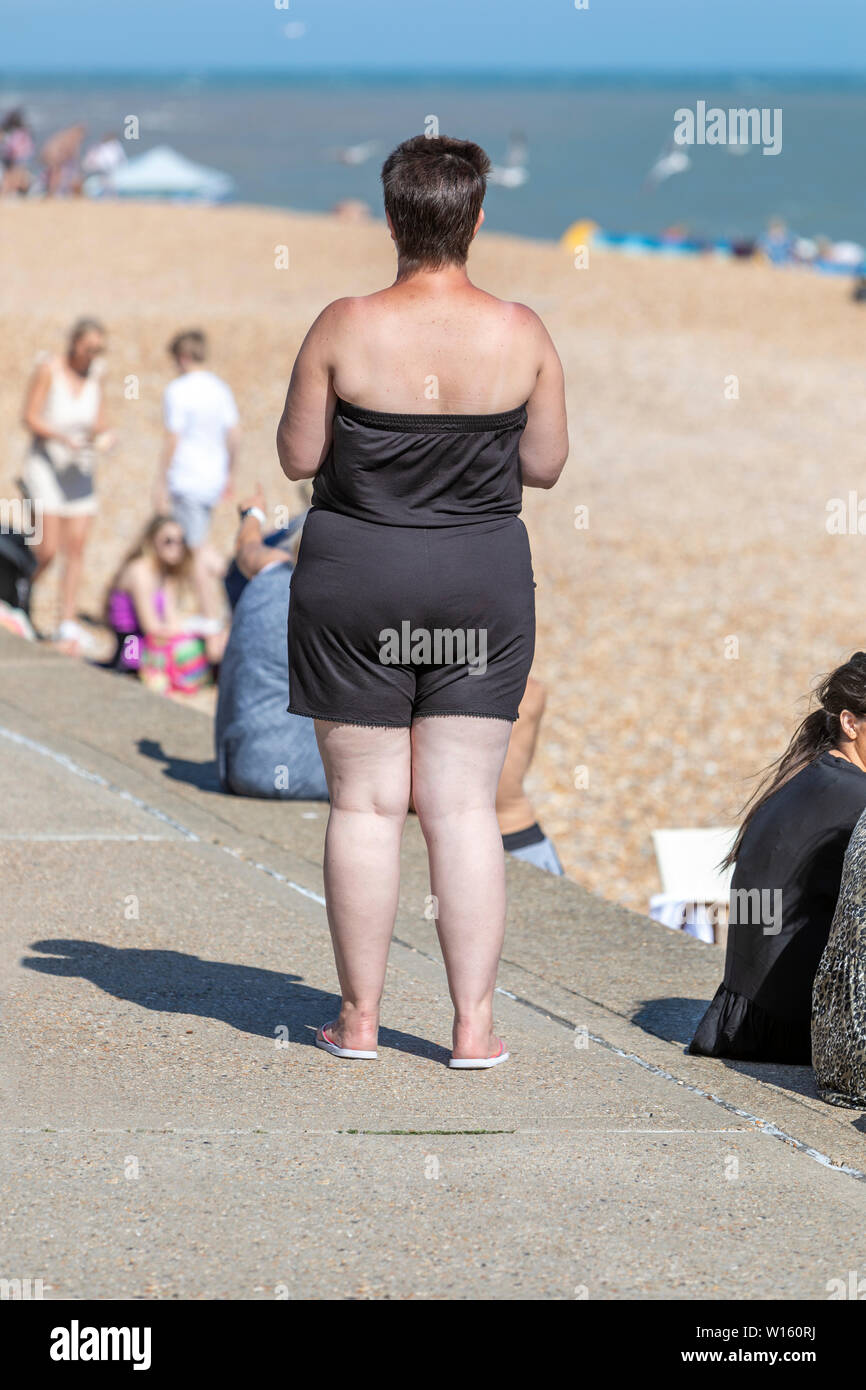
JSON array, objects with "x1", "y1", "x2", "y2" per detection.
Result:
[
  {"x1": 21, "y1": 317, "x2": 112, "y2": 649},
  {"x1": 278, "y1": 135, "x2": 568, "y2": 1068},
  {"x1": 690, "y1": 654, "x2": 866, "y2": 1063}
]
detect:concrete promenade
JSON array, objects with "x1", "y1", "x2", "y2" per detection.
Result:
[{"x1": 2, "y1": 629, "x2": 866, "y2": 1301}]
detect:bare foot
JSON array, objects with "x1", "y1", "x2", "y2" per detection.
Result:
[
  {"x1": 323, "y1": 1007, "x2": 379, "y2": 1052},
  {"x1": 451, "y1": 1022, "x2": 503, "y2": 1061}
]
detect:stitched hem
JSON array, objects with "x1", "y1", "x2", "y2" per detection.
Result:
[
  {"x1": 336, "y1": 395, "x2": 527, "y2": 434},
  {"x1": 287, "y1": 704, "x2": 410, "y2": 729},
  {"x1": 412, "y1": 710, "x2": 517, "y2": 723}
]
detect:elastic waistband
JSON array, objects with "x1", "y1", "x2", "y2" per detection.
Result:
[
  {"x1": 308, "y1": 504, "x2": 522, "y2": 531},
  {"x1": 336, "y1": 396, "x2": 528, "y2": 434}
]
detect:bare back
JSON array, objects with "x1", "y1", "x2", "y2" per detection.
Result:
[
  {"x1": 331, "y1": 282, "x2": 543, "y2": 415},
  {"x1": 278, "y1": 270, "x2": 569, "y2": 490}
]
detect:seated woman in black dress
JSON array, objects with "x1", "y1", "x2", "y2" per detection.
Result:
[{"x1": 690, "y1": 653, "x2": 866, "y2": 1063}]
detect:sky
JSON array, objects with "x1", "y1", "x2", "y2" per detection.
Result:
[{"x1": 2, "y1": 0, "x2": 864, "y2": 74}]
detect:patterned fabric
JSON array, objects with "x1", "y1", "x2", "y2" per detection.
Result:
[
  {"x1": 812, "y1": 807, "x2": 866, "y2": 1107},
  {"x1": 140, "y1": 633, "x2": 210, "y2": 695}
]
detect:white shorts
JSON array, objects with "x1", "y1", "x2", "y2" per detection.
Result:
[
  {"x1": 170, "y1": 493, "x2": 213, "y2": 548},
  {"x1": 20, "y1": 453, "x2": 98, "y2": 518}
]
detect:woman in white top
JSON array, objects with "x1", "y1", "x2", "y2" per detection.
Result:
[{"x1": 21, "y1": 317, "x2": 113, "y2": 646}]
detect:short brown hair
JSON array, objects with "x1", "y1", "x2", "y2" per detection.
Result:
[
  {"x1": 68, "y1": 317, "x2": 106, "y2": 348},
  {"x1": 169, "y1": 329, "x2": 207, "y2": 363},
  {"x1": 381, "y1": 135, "x2": 490, "y2": 272}
]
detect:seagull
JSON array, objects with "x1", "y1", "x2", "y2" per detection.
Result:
[
  {"x1": 332, "y1": 141, "x2": 379, "y2": 166},
  {"x1": 643, "y1": 141, "x2": 691, "y2": 191},
  {"x1": 489, "y1": 131, "x2": 529, "y2": 188}
]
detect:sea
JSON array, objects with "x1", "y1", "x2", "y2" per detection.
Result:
[{"x1": 2, "y1": 71, "x2": 865, "y2": 245}]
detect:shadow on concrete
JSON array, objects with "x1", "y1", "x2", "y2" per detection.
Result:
[
  {"x1": 632, "y1": 995, "x2": 822, "y2": 1101},
  {"x1": 715, "y1": 1056, "x2": 819, "y2": 1101},
  {"x1": 137, "y1": 737, "x2": 221, "y2": 793},
  {"x1": 631, "y1": 996, "x2": 710, "y2": 1045},
  {"x1": 22, "y1": 939, "x2": 447, "y2": 1062}
]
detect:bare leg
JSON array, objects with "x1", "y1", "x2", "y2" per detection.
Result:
[
  {"x1": 29, "y1": 511, "x2": 60, "y2": 595},
  {"x1": 191, "y1": 544, "x2": 228, "y2": 664},
  {"x1": 191, "y1": 543, "x2": 226, "y2": 619},
  {"x1": 495, "y1": 676, "x2": 546, "y2": 835},
  {"x1": 410, "y1": 715, "x2": 512, "y2": 1060},
  {"x1": 314, "y1": 720, "x2": 411, "y2": 1050},
  {"x1": 58, "y1": 514, "x2": 92, "y2": 625}
]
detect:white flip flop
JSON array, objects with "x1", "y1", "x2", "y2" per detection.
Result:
[
  {"x1": 314, "y1": 1023, "x2": 378, "y2": 1060},
  {"x1": 448, "y1": 1039, "x2": 510, "y2": 1070}
]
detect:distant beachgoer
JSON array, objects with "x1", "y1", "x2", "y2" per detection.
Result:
[
  {"x1": 690, "y1": 655, "x2": 866, "y2": 1064},
  {"x1": 40, "y1": 123, "x2": 86, "y2": 197},
  {"x1": 330, "y1": 200, "x2": 372, "y2": 223},
  {"x1": 82, "y1": 132, "x2": 127, "y2": 193},
  {"x1": 20, "y1": 318, "x2": 113, "y2": 649},
  {"x1": 496, "y1": 677, "x2": 564, "y2": 875},
  {"x1": 278, "y1": 134, "x2": 568, "y2": 1067},
  {"x1": 215, "y1": 488, "x2": 327, "y2": 800},
  {"x1": 0, "y1": 108, "x2": 34, "y2": 195},
  {"x1": 759, "y1": 216, "x2": 793, "y2": 266},
  {"x1": 105, "y1": 516, "x2": 211, "y2": 695},
  {"x1": 812, "y1": 808, "x2": 866, "y2": 1107},
  {"x1": 153, "y1": 329, "x2": 238, "y2": 656},
  {"x1": 154, "y1": 329, "x2": 239, "y2": 548}
]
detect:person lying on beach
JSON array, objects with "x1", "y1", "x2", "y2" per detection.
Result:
[
  {"x1": 215, "y1": 488, "x2": 327, "y2": 800},
  {"x1": 690, "y1": 653, "x2": 866, "y2": 1064},
  {"x1": 104, "y1": 515, "x2": 220, "y2": 696}
]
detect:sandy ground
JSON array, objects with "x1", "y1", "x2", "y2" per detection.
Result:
[{"x1": 1, "y1": 199, "x2": 864, "y2": 911}]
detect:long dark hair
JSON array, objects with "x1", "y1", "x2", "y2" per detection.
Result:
[{"x1": 724, "y1": 652, "x2": 866, "y2": 868}]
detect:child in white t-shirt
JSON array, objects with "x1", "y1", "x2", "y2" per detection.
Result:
[{"x1": 154, "y1": 329, "x2": 240, "y2": 548}]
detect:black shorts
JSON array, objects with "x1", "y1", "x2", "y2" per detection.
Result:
[{"x1": 287, "y1": 509, "x2": 535, "y2": 727}]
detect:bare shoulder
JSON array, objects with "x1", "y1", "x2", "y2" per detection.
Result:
[
  {"x1": 470, "y1": 290, "x2": 550, "y2": 339},
  {"x1": 28, "y1": 354, "x2": 55, "y2": 385},
  {"x1": 502, "y1": 298, "x2": 554, "y2": 341},
  {"x1": 123, "y1": 555, "x2": 148, "y2": 585},
  {"x1": 301, "y1": 296, "x2": 368, "y2": 357},
  {"x1": 306, "y1": 296, "x2": 357, "y2": 333}
]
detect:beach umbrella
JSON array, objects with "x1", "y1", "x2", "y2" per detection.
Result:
[{"x1": 101, "y1": 145, "x2": 234, "y2": 202}]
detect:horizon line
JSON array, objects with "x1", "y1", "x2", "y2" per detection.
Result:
[{"x1": 2, "y1": 65, "x2": 866, "y2": 81}]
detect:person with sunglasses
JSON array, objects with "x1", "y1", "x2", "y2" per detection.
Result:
[{"x1": 20, "y1": 316, "x2": 114, "y2": 651}]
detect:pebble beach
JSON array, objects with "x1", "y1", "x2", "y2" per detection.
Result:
[{"x1": 2, "y1": 198, "x2": 863, "y2": 911}]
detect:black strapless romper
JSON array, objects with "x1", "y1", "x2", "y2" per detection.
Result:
[{"x1": 287, "y1": 396, "x2": 536, "y2": 728}]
